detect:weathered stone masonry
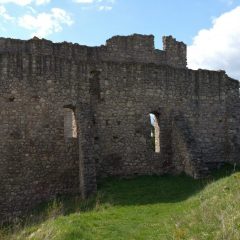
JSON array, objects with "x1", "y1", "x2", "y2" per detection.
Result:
[{"x1": 0, "y1": 34, "x2": 239, "y2": 221}]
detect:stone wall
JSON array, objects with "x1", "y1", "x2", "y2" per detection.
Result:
[
  {"x1": 0, "y1": 51, "x2": 97, "y2": 221},
  {"x1": 0, "y1": 34, "x2": 186, "y2": 68},
  {"x1": 0, "y1": 34, "x2": 239, "y2": 222},
  {"x1": 163, "y1": 36, "x2": 187, "y2": 69},
  {"x1": 92, "y1": 64, "x2": 240, "y2": 178}
]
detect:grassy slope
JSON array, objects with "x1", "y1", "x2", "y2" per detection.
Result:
[{"x1": 1, "y1": 166, "x2": 240, "y2": 240}]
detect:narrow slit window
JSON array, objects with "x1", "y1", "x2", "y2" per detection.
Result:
[
  {"x1": 64, "y1": 108, "x2": 77, "y2": 138},
  {"x1": 149, "y1": 113, "x2": 160, "y2": 153}
]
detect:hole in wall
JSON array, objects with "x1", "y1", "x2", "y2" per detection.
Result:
[
  {"x1": 92, "y1": 116, "x2": 96, "y2": 125},
  {"x1": 95, "y1": 158, "x2": 99, "y2": 164},
  {"x1": 31, "y1": 95, "x2": 39, "y2": 101},
  {"x1": 63, "y1": 107, "x2": 77, "y2": 139},
  {"x1": 149, "y1": 113, "x2": 160, "y2": 153},
  {"x1": 135, "y1": 129, "x2": 140, "y2": 135},
  {"x1": 8, "y1": 97, "x2": 15, "y2": 102}
]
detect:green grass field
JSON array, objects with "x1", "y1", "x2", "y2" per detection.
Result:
[{"x1": 1, "y1": 165, "x2": 240, "y2": 240}]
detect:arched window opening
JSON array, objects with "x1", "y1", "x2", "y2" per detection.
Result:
[
  {"x1": 149, "y1": 113, "x2": 160, "y2": 153},
  {"x1": 64, "y1": 107, "x2": 77, "y2": 139}
]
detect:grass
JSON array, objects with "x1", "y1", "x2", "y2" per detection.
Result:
[{"x1": 1, "y1": 164, "x2": 240, "y2": 240}]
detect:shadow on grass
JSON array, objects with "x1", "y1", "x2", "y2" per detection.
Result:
[
  {"x1": 29, "y1": 164, "x2": 240, "y2": 216},
  {"x1": 1, "y1": 163, "x2": 239, "y2": 233},
  {"x1": 96, "y1": 163, "x2": 240, "y2": 206}
]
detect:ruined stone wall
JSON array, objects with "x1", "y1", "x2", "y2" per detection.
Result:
[
  {"x1": 163, "y1": 36, "x2": 187, "y2": 68},
  {"x1": 91, "y1": 64, "x2": 238, "y2": 178},
  {"x1": 0, "y1": 34, "x2": 239, "y2": 222},
  {"x1": 0, "y1": 50, "x2": 97, "y2": 222},
  {"x1": 0, "y1": 34, "x2": 186, "y2": 68},
  {"x1": 225, "y1": 77, "x2": 240, "y2": 164}
]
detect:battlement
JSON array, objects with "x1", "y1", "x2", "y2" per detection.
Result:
[
  {"x1": 0, "y1": 34, "x2": 187, "y2": 68},
  {"x1": 106, "y1": 34, "x2": 155, "y2": 51},
  {"x1": 163, "y1": 36, "x2": 187, "y2": 68}
]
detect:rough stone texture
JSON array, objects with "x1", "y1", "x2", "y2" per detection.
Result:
[{"x1": 0, "y1": 34, "x2": 239, "y2": 222}]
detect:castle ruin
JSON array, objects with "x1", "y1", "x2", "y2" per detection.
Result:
[{"x1": 0, "y1": 34, "x2": 239, "y2": 221}]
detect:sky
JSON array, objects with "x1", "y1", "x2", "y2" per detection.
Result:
[{"x1": 0, "y1": 0, "x2": 240, "y2": 79}]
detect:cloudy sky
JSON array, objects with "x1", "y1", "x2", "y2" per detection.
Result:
[{"x1": 0, "y1": 0, "x2": 240, "y2": 79}]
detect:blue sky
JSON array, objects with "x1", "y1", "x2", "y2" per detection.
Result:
[{"x1": 0, "y1": 0, "x2": 240, "y2": 79}]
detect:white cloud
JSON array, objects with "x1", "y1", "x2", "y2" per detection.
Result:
[
  {"x1": 74, "y1": 0, "x2": 115, "y2": 11},
  {"x1": 35, "y1": 0, "x2": 50, "y2": 5},
  {"x1": 18, "y1": 8, "x2": 74, "y2": 38},
  {"x1": 0, "y1": 5, "x2": 14, "y2": 20},
  {"x1": 74, "y1": 0, "x2": 94, "y2": 3},
  {"x1": 0, "y1": 0, "x2": 50, "y2": 6},
  {"x1": 98, "y1": 5, "x2": 112, "y2": 11},
  {"x1": 0, "y1": 0, "x2": 31, "y2": 5},
  {"x1": 27, "y1": 6, "x2": 37, "y2": 14},
  {"x1": 188, "y1": 6, "x2": 240, "y2": 80}
]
